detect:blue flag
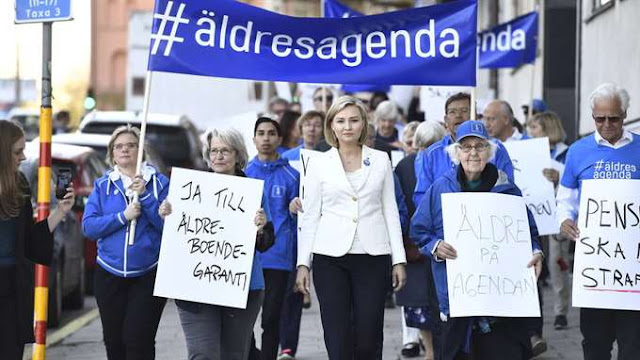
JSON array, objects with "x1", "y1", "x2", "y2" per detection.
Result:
[
  {"x1": 478, "y1": 12, "x2": 538, "y2": 69},
  {"x1": 324, "y1": 0, "x2": 363, "y2": 18},
  {"x1": 147, "y1": 0, "x2": 478, "y2": 86}
]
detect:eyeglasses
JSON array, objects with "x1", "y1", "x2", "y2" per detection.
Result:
[
  {"x1": 447, "y1": 107, "x2": 470, "y2": 116},
  {"x1": 593, "y1": 114, "x2": 623, "y2": 124},
  {"x1": 459, "y1": 143, "x2": 489, "y2": 153},
  {"x1": 209, "y1": 148, "x2": 233, "y2": 158},
  {"x1": 114, "y1": 142, "x2": 138, "y2": 151}
]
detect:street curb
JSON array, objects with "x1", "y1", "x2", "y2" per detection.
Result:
[
  {"x1": 22, "y1": 308, "x2": 100, "y2": 360},
  {"x1": 47, "y1": 308, "x2": 100, "y2": 347}
]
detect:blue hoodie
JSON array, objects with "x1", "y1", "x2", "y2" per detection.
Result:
[
  {"x1": 246, "y1": 156, "x2": 299, "y2": 271},
  {"x1": 410, "y1": 165, "x2": 541, "y2": 319},
  {"x1": 82, "y1": 164, "x2": 169, "y2": 278}
]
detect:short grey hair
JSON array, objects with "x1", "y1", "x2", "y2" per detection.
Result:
[
  {"x1": 589, "y1": 83, "x2": 630, "y2": 112},
  {"x1": 202, "y1": 128, "x2": 249, "y2": 170},
  {"x1": 445, "y1": 139, "x2": 498, "y2": 165},
  {"x1": 496, "y1": 100, "x2": 515, "y2": 122},
  {"x1": 373, "y1": 100, "x2": 399, "y2": 125},
  {"x1": 413, "y1": 120, "x2": 446, "y2": 149}
]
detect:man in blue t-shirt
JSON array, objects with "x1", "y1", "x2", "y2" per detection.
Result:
[
  {"x1": 413, "y1": 93, "x2": 514, "y2": 206},
  {"x1": 558, "y1": 83, "x2": 640, "y2": 360}
]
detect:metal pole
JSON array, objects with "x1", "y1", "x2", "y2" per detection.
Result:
[
  {"x1": 33, "y1": 21, "x2": 53, "y2": 360},
  {"x1": 128, "y1": 70, "x2": 153, "y2": 245}
]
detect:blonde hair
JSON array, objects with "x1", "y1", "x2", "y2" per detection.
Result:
[
  {"x1": 107, "y1": 125, "x2": 142, "y2": 166},
  {"x1": 324, "y1": 96, "x2": 369, "y2": 147},
  {"x1": 527, "y1": 111, "x2": 567, "y2": 144}
]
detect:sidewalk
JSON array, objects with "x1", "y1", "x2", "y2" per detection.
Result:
[{"x1": 46, "y1": 285, "x2": 593, "y2": 359}]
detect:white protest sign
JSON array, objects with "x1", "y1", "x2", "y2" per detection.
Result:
[
  {"x1": 297, "y1": 149, "x2": 322, "y2": 237},
  {"x1": 154, "y1": 168, "x2": 264, "y2": 309},
  {"x1": 442, "y1": 192, "x2": 540, "y2": 317},
  {"x1": 572, "y1": 179, "x2": 640, "y2": 311},
  {"x1": 503, "y1": 137, "x2": 559, "y2": 236}
]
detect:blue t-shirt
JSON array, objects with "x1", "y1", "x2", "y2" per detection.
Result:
[
  {"x1": 561, "y1": 134, "x2": 640, "y2": 194},
  {"x1": 282, "y1": 145, "x2": 303, "y2": 162}
]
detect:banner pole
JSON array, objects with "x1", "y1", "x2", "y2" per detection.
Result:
[
  {"x1": 470, "y1": 88, "x2": 477, "y2": 121},
  {"x1": 128, "y1": 70, "x2": 153, "y2": 245},
  {"x1": 528, "y1": 62, "x2": 536, "y2": 122}
]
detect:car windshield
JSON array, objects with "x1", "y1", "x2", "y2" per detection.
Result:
[{"x1": 82, "y1": 122, "x2": 191, "y2": 167}]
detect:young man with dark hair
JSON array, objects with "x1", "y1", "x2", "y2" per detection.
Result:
[{"x1": 246, "y1": 117, "x2": 300, "y2": 360}]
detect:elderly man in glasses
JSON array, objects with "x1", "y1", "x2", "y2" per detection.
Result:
[{"x1": 558, "y1": 83, "x2": 640, "y2": 360}]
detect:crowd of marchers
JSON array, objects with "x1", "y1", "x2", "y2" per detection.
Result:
[{"x1": 1, "y1": 82, "x2": 639, "y2": 360}]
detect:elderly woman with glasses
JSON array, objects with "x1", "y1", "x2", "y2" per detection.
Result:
[
  {"x1": 159, "y1": 128, "x2": 275, "y2": 360},
  {"x1": 411, "y1": 121, "x2": 543, "y2": 360}
]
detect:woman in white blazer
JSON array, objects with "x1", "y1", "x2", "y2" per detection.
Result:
[{"x1": 296, "y1": 96, "x2": 407, "y2": 360}]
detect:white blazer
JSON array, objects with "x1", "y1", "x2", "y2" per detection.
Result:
[{"x1": 297, "y1": 146, "x2": 406, "y2": 268}]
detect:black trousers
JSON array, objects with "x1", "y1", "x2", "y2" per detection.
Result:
[
  {"x1": 94, "y1": 266, "x2": 167, "y2": 360},
  {"x1": 581, "y1": 308, "x2": 640, "y2": 360},
  {"x1": 438, "y1": 317, "x2": 530, "y2": 360},
  {"x1": 313, "y1": 254, "x2": 391, "y2": 360},
  {"x1": 260, "y1": 269, "x2": 290, "y2": 360},
  {"x1": 0, "y1": 293, "x2": 23, "y2": 360},
  {"x1": 279, "y1": 268, "x2": 303, "y2": 354}
]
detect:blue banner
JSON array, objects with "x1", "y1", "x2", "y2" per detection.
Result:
[
  {"x1": 478, "y1": 12, "x2": 538, "y2": 69},
  {"x1": 324, "y1": 0, "x2": 362, "y2": 18},
  {"x1": 147, "y1": 0, "x2": 478, "y2": 86}
]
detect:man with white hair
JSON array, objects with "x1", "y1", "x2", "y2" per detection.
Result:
[{"x1": 558, "y1": 83, "x2": 640, "y2": 360}]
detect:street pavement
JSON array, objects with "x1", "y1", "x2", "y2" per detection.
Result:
[{"x1": 43, "y1": 284, "x2": 607, "y2": 360}]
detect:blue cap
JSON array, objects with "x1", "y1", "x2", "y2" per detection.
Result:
[
  {"x1": 456, "y1": 120, "x2": 488, "y2": 142},
  {"x1": 532, "y1": 99, "x2": 548, "y2": 112}
]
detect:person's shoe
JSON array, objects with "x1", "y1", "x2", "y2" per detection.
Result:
[
  {"x1": 400, "y1": 342, "x2": 420, "y2": 358},
  {"x1": 530, "y1": 335, "x2": 548, "y2": 357},
  {"x1": 277, "y1": 349, "x2": 295, "y2": 360},
  {"x1": 554, "y1": 315, "x2": 568, "y2": 330}
]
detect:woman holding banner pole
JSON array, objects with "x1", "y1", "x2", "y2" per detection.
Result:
[
  {"x1": 159, "y1": 128, "x2": 275, "y2": 360},
  {"x1": 82, "y1": 125, "x2": 169, "y2": 360},
  {"x1": 296, "y1": 96, "x2": 407, "y2": 360},
  {"x1": 410, "y1": 121, "x2": 543, "y2": 360}
]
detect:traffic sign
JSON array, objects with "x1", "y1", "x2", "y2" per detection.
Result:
[{"x1": 15, "y1": 0, "x2": 73, "y2": 24}]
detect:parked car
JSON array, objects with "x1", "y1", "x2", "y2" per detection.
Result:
[
  {"x1": 78, "y1": 111, "x2": 206, "y2": 172},
  {"x1": 22, "y1": 142, "x2": 109, "y2": 326},
  {"x1": 50, "y1": 132, "x2": 168, "y2": 174},
  {"x1": 8, "y1": 107, "x2": 40, "y2": 140}
]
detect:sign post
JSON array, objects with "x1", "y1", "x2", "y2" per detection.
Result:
[{"x1": 14, "y1": 1, "x2": 73, "y2": 359}]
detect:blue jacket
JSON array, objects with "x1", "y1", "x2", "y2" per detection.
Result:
[
  {"x1": 394, "y1": 173, "x2": 409, "y2": 235},
  {"x1": 246, "y1": 156, "x2": 299, "y2": 271},
  {"x1": 282, "y1": 145, "x2": 303, "y2": 162},
  {"x1": 83, "y1": 165, "x2": 169, "y2": 278},
  {"x1": 410, "y1": 165, "x2": 541, "y2": 318},
  {"x1": 413, "y1": 135, "x2": 514, "y2": 206}
]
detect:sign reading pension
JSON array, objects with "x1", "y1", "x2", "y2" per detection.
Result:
[
  {"x1": 442, "y1": 192, "x2": 540, "y2": 317},
  {"x1": 147, "y1": 0, "x2": 478, "y2": 85},
  {"x1": 154, "y1": 168, "x2": 264, "y2": 309},
  {"x1": 572, "y1": 179, "x2": 640, "y2": 311},
  {"x1": 503, "y1": 137, "x2": 559, "y2": 236}
]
